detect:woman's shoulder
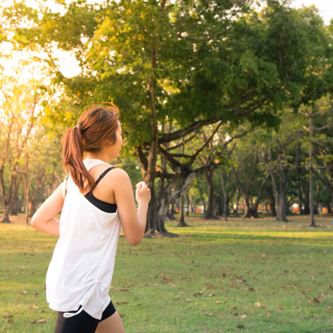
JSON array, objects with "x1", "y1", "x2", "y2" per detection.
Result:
[
  {"x1": 96, "y1": 164, "x2": 129, "y2": 181},
  {"x1": 100, "y1": 166, "x2": 131, "y2": 194},
  {"x1": 107, "y1": 167, "x2": 130, "y2": 180}
]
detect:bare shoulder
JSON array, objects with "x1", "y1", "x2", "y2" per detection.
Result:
[
  {"x1": 108, "y1": 167, "x2": 130, "y2": 182},
  {"x1": 105, "y1": 167, "x2": 132, "y2": 195}
]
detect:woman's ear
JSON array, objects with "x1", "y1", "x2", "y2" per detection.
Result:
[{"x1": 103, "y1": 138, "x2": 113, "y2": 146}]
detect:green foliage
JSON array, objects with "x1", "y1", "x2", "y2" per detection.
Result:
[{"x1": 7, "y1": 0, "x2": 307, "y2": 146}]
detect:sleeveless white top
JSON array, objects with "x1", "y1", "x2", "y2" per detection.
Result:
[{"x1": 45, "y1": 158, "x2": 121, "y2": 320}]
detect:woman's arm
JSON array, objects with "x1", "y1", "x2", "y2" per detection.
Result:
[
  {"x1": 30, "y1": 181, "x2": 65, "y2": 236},
  {"x1": 113, "y1": 169, "x2": 150, "y2": 246}
]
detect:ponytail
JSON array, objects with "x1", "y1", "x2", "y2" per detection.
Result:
[
  {"x1": 61, "y1": 125, "x2": 95, "y2": 193},
  {"x1": 61, "y1": 104, "x2": 119, "y2": 194}
]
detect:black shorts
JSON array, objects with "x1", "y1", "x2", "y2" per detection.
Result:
[{"x1": 55, "y1": 300, "x2": 117, "y2": 333}]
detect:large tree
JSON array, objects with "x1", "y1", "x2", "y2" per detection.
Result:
[{"x1": 7, "y1": 0, "x2": 332, "y2": 232}]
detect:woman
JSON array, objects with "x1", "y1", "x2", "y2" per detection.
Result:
[{"x1": 31, "y1": 104, "x2": 151, "y2": 333}]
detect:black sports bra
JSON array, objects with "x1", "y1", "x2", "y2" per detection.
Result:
[{"x1": 65, "y1": 166, "x2": 117, "y2": 213}]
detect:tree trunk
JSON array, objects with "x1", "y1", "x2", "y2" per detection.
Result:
[
  {"x1": 1, "y1": 204, "x2": 11, "y2": 223},
  {"x1": 199, "y1": 189, "x2": 206, "y2": 214},
  {"x1": 167, "y1": 202, "x2": 176, "y2": 220},
  {"x1": 186, "y1": 192, "x2": 190, "y2": 216},
  {"x1": 1, "y1": 172, "x2": 20, "y2": 223},
  {"x1": 269, "y1": 190, "x2": 276, "y2": 217},
  {"x1": 220, "y1": 173, "x2": 228, "y2": 221},
  {"x1": 205, "y1": 168, "x2": 218, "y2": 219},
  {"x1": 144, "y1": 68, "x2": 164, "y2": 235},
  {"x1": 296, "y1": 142, "x2": 303, "y2": 215},
  {"x1": 303, "y1": 186, "x2": 310, "y2": 214},
  {"x1": 177, "y1": 191, "x2": 188, "y2": 227},
  {"x1": 276, "y1": 189, "x2": 287, "y2": 222},
  {"x1": 308, "y1": 111, "x2": 316, "y2": 227},
  {"x1": 243, "y1": 194, "x2": 258, "y2": 218},
  {"x1": 216, "y1": 193, "x2": 222, "y2": 216}
]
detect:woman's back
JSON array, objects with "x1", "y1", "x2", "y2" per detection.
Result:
[{"x1": 46, "y1": 158, "x2": 121, "y2": 320}]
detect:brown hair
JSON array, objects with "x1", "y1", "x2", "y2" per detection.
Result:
[{"x1": 61, "y1": 104, "x2": 120, "y2": 193}]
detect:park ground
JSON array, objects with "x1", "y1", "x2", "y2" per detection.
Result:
[{"x1": 0, "y1": 215, "x2": 333, "y2": 333}]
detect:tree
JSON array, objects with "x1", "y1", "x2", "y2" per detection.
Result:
[{"x1": 8, "y1": 0, "x2": 332, "y2": 231}]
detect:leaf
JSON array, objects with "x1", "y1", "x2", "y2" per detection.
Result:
[
  {"x1": 193, "y1": 291, "x2": 204, "y2": 297},
  {"x1": 312, "y1": 297, "x2": 321, "y2": 304},
  {"x1": 31, "y1": 319, "x2": 47, "y2": 324},
  {"x1": 160, "y1": 273, "x2": 172, "y2": 284},
  {"x1": 3, "y1": 313, "x2": 13, "y2": 319}
]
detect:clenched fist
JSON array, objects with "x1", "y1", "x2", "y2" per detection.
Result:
[{"x1": 135, "y1": 181, "x2": 151, "y2": 205}]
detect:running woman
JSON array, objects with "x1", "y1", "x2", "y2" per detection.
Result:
[{"x1": 31, "y1": 104, "x2": 151, "y2": 333}]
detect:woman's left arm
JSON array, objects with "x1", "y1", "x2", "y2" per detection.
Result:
[{"x1": 30, "y1": 181, "x2": 66, "y2": 236}]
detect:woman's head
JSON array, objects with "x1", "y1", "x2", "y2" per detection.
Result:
[{"x1": 61, "y1": 104, "x2": 121, "y2": 193}]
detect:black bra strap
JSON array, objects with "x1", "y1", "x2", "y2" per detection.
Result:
[{"x1": 89, "y1": 166, "x2": 114, "y2": 192}]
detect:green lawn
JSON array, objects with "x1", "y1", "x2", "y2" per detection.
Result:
[{"x1": 1, "y1": 215, "x2": 333, "y2": 333}]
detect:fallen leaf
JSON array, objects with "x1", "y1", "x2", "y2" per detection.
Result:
[
  {"x1": 160, "y1": 273, "x2": 172, "y2": 284},
  {"x1": 312, "y1": 297, "x2": 321, "y2": 304},
  {"x1": 3, "y1": 313, "x2": 13, "y2": 319},
  {"x1": 31, "y1": 319, "x2": 47, "y2": 324},
  {"x1": 193, "y1": 291, "x2": 204, "y2": 297}
]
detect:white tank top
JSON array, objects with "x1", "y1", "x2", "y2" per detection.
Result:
[{"x1": 45, "y1": 158, "x2": 121, "y2": 320}]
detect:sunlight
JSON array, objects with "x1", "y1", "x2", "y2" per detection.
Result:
[{"x1": 291, "y1": 0, "x2": 333, "y2": 24}]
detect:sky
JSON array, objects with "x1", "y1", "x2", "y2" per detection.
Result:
[{"x1": 291, "y1": 0, "x2": 333, "y2": 24}]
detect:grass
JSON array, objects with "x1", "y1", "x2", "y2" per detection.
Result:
[{"x1": 0, "y1": 214, "x2": 333, "y2": 333}]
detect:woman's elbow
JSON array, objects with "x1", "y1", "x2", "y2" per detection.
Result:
[
  {"x1": 30, "y1": 213, "x2": 40, "y2": 229},
  {"x1": 127, "y1": 234, "x2": 143, "y2": 246}
]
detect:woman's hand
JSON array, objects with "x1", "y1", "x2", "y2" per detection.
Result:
[{"x1": 135, "y1": 181, "x2": 151, "y2": 206}]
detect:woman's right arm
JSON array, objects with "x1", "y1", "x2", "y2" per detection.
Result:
[{"x1": 113, "y1": 168, "x2": 151, "y2": 246}]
